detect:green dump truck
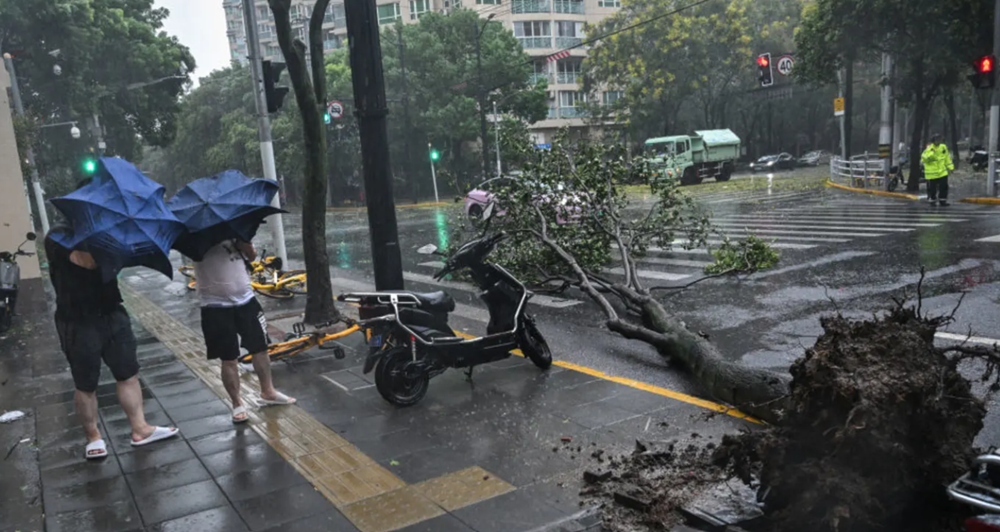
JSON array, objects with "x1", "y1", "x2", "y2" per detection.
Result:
[{"x1": 644, "y1": 129, "x2": 741, "y2": 185}]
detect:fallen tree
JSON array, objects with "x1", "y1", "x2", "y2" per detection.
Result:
[{"x1": 487, "y1": 134, "x2": 788, "y2": 422}]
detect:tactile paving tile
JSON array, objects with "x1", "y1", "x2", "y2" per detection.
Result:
[
  {"x1": 341, "y1": 486, "x2": 445, "y2": 532},
  {"x1": 414, "y1": 466, "x2": 515, "y2": 511}
]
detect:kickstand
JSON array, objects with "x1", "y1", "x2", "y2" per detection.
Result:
[{"x1": 465, "y1": 366, "x2": 475, "y2": 383}]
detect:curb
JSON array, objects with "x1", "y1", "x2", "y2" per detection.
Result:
[
  {"x1": 824, "y1": 180, "x2": 919, "y2": 200},
  {"x1": 327, "y1": 201, "x2": 450, "y2": 212},
  {"x1": 960, "y1": 197, "x2": 1000, "y2": 205}
]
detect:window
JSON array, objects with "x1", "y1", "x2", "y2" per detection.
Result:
[
  {"x1": 553, "y1": 0, "x2": 583, "y2": 14},
  {"x1": 555, "y1": 21, "x2": 584, "y2": 48},
  {"x1": 556, "y1": 60, "x2": 581, "y2": 84},
  {"x1": 476, "y1": 0, "x2": 501, "y2": 4},
  {"x1": 258, "y1": 23, "x2": 273, "y2": 38},
  {"x1": 602, "y1": 90, "x2": 624, "y2": 105},
  {"x1": 513, "y1": 21, "x2": 551, "y2": 49},
  {"x1": 558, "y1": 91, "x2": 586, "y2": 117},
  {"x1": 327, "y1": 3, "x2": 346, "y2": 26},
  {"x1": 264, "y1": 44, "x2": 281, "y2": 59},
  {"x1": 257, "y1": 6, "x2": 270, "y2": 20},
  {"x1": 324, "y1": 30, "x2": 341, "y2": 50},
  {"x1": 410, "y1": 0, "x2": 430, "y2": 19},
  {"x1": 227, "y1": 18, "x2": 242, "y2": 31},
  {"x1": 598, "y1": 0, "x2": 621, "y2": 6},
  {"x1": 377, "y1": 3, "x2": 401, "y2": 24},
  {"x1": 529, "y1": 61, "x2": 551, "y2": 84},
  {"x1": 511, "y1": 0, "x2": 549, "y2": 13}
]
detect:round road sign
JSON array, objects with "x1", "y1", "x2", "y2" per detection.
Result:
[
  {"x1": 327, "y1": 100, "x2": 345, "y2": 119},
  {"x1": 776, "y1": 55, "x2": 794, "y2": 76}
]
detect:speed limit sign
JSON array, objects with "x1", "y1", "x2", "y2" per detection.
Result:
[
  {"x1": 327, "y1": 100, "x2": 345, "y2": 119},
  {"x1": 776, "y1": 55, "x2": 794, "y2": 76}
]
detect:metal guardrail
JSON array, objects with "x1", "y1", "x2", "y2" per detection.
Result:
[{"x1": 830, "y1": 153, "x2": 888, "y2": 189}]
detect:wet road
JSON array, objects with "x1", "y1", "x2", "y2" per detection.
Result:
[{"x1": 198, "y1": 179, "x2": 1000, "y2": 440}]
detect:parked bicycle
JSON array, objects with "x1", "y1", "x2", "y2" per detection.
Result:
[{"x1": 179, "y1": 249, "x2": 307, "y2": 299}]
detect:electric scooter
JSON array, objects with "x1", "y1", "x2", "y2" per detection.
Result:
[
  {"x1": 0, "y1": 232, "x2": 37, "y2": 334},
  {"x1": 947, "y1": 448, "x2": 1000, "y2": 531},
  {"x1": 338, "y1": 204, "x2": 553, "y2": 406}
]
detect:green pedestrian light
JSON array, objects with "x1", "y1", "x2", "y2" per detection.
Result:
[
  {"x1": 323, "y1": 112, "x2": 331, "y2": 124},
  {"x1": 429, "y1": 149, "x2": 440, "y2": 161},
  {"x1": 83, "y1": 158, "x2": 97, "y2": 174}
]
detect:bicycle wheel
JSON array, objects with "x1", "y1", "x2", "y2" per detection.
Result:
[
  {"x1": 254, "y1": 286, "x2": 294, "y2": 299},
  {"x1": 281, "y1": 270, "x2": 308, "y2": 295}
]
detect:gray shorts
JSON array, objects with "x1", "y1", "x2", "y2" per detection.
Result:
[{"x1": 55, "y1": 307, "x2": 139, "y2": 393}]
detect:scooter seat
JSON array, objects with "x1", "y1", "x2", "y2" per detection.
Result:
[{"x1": 409, "y1": 291, "x2": 456, "y2": 312}]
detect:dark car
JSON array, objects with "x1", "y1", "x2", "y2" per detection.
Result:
[
  {"x1": 750, "y1": 153, "x2": 796, "y2": 173},
  {"x1": 798, "y1": 150, "x2": 831, "y2": 167}
]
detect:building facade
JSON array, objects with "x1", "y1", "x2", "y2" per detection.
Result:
[{"x1": 222, "y1": 0, "x2": 621, "y2": 144}]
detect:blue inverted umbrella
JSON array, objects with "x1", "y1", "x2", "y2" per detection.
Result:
[
  {"x1": 167, "y1": 170, "x2": 285, "y2": 261},
  {"x1": 49, "y1": 158, "x2": 185, "y2": 282}
]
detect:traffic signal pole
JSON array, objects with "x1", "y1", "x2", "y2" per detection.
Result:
[
  {"x1": 242, "y1": 0, "x2": 288, "y2": 265},
  {"x1": 3, "y1": 54, "x2": 49, "y2": 235},
  {"x1": 988, "y1": 0, "x2": 1000, "y2": 197},
  {"x1": 345, "y1": 0, "x2": 404, "y2": 290}
]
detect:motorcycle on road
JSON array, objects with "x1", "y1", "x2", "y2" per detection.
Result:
[
  {"x1": 0, "y1": 232, "x2": 37, "y2": 334},
  {"x1": 338, "y1": 203, "x2": 553, "y2": 406}
]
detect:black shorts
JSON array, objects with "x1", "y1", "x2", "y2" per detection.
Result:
[
  {"x1": 201, "y1": 298, "x2": 269, "y2": 361},
  {"x1": 55, "y1": 307, "x2": 139, "y2": 393}
]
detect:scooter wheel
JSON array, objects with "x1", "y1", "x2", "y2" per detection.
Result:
[
  {"x1": 518, "y1": 317, "x2": 552, "y2": 370},
  {"x1": 375, "y1": 346, "x2": 429, "y2": 407}
]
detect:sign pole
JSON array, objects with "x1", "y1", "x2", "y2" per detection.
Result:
[
  {"x1": 988, "y1": 0, "x2": 1000, "y2": 197},
  {"x1": 878, "y1": 53, "x2": 893, "y2": 185},
  {"x1": 428, "y1": 143, "x2": 439, "y2": 203}
]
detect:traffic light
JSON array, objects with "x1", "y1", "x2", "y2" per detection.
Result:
[
  {"x1": 757, "y1": 53, "x2": 773, "y2": 87},
  {"x1": 323, "y1": 112, "x2": 331, "y2": 124},
  {"x1": 969, "y1": 55, "x2": 996, "y2": 90},
  {"x1": 262, "y1": 60, "x2": 289, "y2": 114},
  {"x1": 429, "y1": 149, "x2": 440, "y2": 161},
  {"x1": 82, "y1": 157, "x2": 97, "y2": 175}
]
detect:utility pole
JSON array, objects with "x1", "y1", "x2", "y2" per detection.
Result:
[
  {"x1": 345, "y1": 0, "x2": 404, "y2": 290},
  {"x1": 242, "y1": 0, "x2": 288, "y2": 264},
  {"x1": 3, "y1": 54, "x2": 50, "y2": 235},
  {"x1": 474, "y1": 15, "x2": 495, "y2": 180},
  {"x1": 878, "y1": 53, "x2": 893, "y2": 180},
  {"x1": 837, "y1": 69, "x2": 847, "y2": 161},
  {"x1": 396, "y1": 27, "x2": 415, "y2": 203},
  {"x1": 988, "y1": 0, "x2": 1000, "y2": 197},
  {"x1": 493, "y1": 100, "x2": 502, "y2": 177}
]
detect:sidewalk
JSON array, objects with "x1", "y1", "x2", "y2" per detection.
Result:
[{"x1": 1, "y1": 269, "x2": 751, "y2": 532}]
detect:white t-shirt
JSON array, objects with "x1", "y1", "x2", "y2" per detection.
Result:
[{"x1": 193, "y1": 241, "x2": 254, "y2": 308}]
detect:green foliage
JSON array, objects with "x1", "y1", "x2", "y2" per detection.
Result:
[
  {"x1": 482, "y1": 130, "x2": 712, "y2": 284},
  {"x1": 705, "y1": 235, "x2": 780, "y2": 274}
]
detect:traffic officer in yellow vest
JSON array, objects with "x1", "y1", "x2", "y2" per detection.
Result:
[{"x1": 921, "y1": 134, "x2": 954, "y2": 206}]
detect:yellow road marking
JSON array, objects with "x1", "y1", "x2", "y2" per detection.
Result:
[
  {"x1": 825, "y1": 180, "x2": 919, "y2": 200},
  {"x1": 449, "y1": 330, "x2": 760, "y2": 423},
  {"x1": 960, "y1": 197, "x2": 1000, "y2": 205}
]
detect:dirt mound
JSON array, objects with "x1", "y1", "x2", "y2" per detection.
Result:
[
  {"x1": 587, "y1": 305, "x2": 987, "y2": 532},
  {"x1": 715, "y1": 306, "x2": 985, "y2": 532}
]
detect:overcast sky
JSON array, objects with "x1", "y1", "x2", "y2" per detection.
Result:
[{"x1": 157, "y1": 0, "x2": 231, "y2": 84}]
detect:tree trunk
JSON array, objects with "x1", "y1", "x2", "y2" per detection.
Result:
[
  {"x1": 269, "y1": 0, "x2": 338, "y2": 324},
  {"x1": 844, "y1": 59, "x2": 854, "y2": 157},
  {"x1": 945, "y1": 87, "x2": 960, "y2": 169}
]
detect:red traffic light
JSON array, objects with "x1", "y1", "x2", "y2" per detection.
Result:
[
  {"x1": 757, "y1": 56, "x2": 769, "y2": 67},
  {"x1": 977, "y1": 55, "x2": 995, "y2": 74}
]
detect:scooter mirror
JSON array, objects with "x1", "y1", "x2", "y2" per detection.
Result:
[
  {"x1": 25, "y1": 232, "x2": 36, "y2": 241},
  {"x1": 482, "y1": 202, "x2": 496, "y2": 221},
  {"x1": 416, "y1": 244, "x2": 438, "y2": 255}
]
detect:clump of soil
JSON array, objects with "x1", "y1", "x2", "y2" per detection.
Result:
[
  {"x1": 588, "y1": 305, "x2": 987, "y2": 532},
  {"x1": 717, "y1": 306, "x2": 985, "y2": 532}
]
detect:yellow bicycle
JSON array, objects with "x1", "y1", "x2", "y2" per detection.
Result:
[
  {"x1": 238, "y1": 319, "x2": 361, "y2": 364},
  {"x1": 179, "y1": 251, "x2": 307, "y2": 298}
]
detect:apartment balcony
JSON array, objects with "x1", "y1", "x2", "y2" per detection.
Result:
[
  {"x1": 555, "y1": 72, "x2": 580, "y2": 85},
  {"x1": 529, "y1": 72, "x2": 554, "y2": 85},
  {"x1": 557, "y1": 107, "x2": 588, "y2": 118},
  {"x1": 553, "y1": 0, "x2": 584, "y2": 14},
  {"x1": 555, "y1": 36, "x2": 583, "y2": 48},
  {"x1": 519, "y1": 36, "x2": 553, "y2": 49},
  {"x1": 511, "y1": 0, "x2": 550, "y2": 14}
]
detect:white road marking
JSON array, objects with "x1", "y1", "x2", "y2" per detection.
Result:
[
  {"x1": 718, "y1": 215, "x2": 943, "y2": 227},
  {"x1": 418, "y1": 261, "x2": 446, "y2": 269},
  {"x1": 976, "y1": 234, "x2": 1000, "y2": 243},
  {"x1": 668, "y1": 240, "x2": 818, "y2": 250},
  {"x1": 935, "y1": 331, "x2": 1000, "y2": 346},
  {"x1": 607, "y1": 268, "x2": 691, "y2": 281},
  {"x1": 636, "y1": 257, "x2": 713, "y2": 268},
  {"x1": 711, "y1": 221, "x2": 913, "y2": 232}
]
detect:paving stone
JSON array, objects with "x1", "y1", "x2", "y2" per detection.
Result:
[
  {"x1": 201, "y1": 442, "x2": 285, "y2": 477},
  {"x1": 98, "y1": 387, "x2": 155, "y2": 409},
  {"x1": 133, "y1": 478, "x2": 229, "y2": 525},
  {"x1": 163, "y1": 399, "x2": 230, "y2": 423},
  {"x1": 100, "y1": 399, "x2": 164, "y2": 423},
  {"x1": 216, "y1": 460, "x2": 307, "y2": 501},
  {"x1": 395, "y1": 513, "x2": 477, "y2": 532},
  {"x1": 233, "y1": 483, "x2": 331, "y2": 531},
  {"x1": 150, "y1": 379, "x2": 210, "y2": 399},
  {"x1": 126, "y1": 457, "x2": 212, "y2": 496},
  {"x1": 116, "y1": 438, "x2": 197, "y2": 474},
  {"x1": 41, "y1": 454, "x2": 123, "y2": 489},
  {"x1": 146, "y1": 505, "x2": 248, "y2": 532},
  {"x1": 258, "y1": 509, "x2": 360, "y2": 532},
  {"x1": 380, "y1": 445, "x2": 478, "y2": 485},
  {"x1": 189, "y1": 429, "x2": 265, "y2": 456},
  {"x1": 452, "y1": 487, "x2": 571, "y2": 532},
  {"x1": 560, "y1": 400, "x2": 640, "y2": 430},
  {"x1": 176, "y1": 413, "x2": 245, "y2": 440},
  {"x1": 46, "y1": 499, "x2": 142, "y2": 532},
  {"x1": 42, "y1": 475, "x2": 132, "y2": 514}
]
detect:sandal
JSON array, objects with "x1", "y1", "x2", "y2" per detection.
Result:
[
  {"x1": 258, "y1": 391, "x2": 296, "y2": 406},
  {"x1": 85, "y1": 439, "x2": 108, "y2": 460},
  {"x1": 232, "y1": 405, "x2": 249, "y2": 424},
  {"x1": 131, "y1": 426, "x2": 179, "y2": 447}
]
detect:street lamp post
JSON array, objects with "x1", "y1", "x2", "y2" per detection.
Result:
[
  {"x1": 475, "y1": 14, "x2": 496, "y2": 180},
  {"x1": 4, "y1": 53, "x2": 50, "y2": 235},
  {"x1": 493, "y1": 100, "x2": 502, "y2": 178}
]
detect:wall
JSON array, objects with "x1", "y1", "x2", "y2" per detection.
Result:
[{"x1": 0, "y1": 65, "x2": 41, "y2": 281}]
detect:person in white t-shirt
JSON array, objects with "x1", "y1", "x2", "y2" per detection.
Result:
[{"x1": 194, "y1": 240, "x2": 295, "y2": 423}]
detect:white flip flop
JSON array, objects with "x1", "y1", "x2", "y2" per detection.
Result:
[
  {"x1": 85, "y1": 439, "x2": 108, "y2": 460},
  {"x1": 258, "y1": 392, "x2": 296, "y2": 407},
  {"x1": 232, "y1": 405, "x2": 249, "y2": 424},
  {"x1": 131, "y1": 426, "x2": 179, "y2": 447}
]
